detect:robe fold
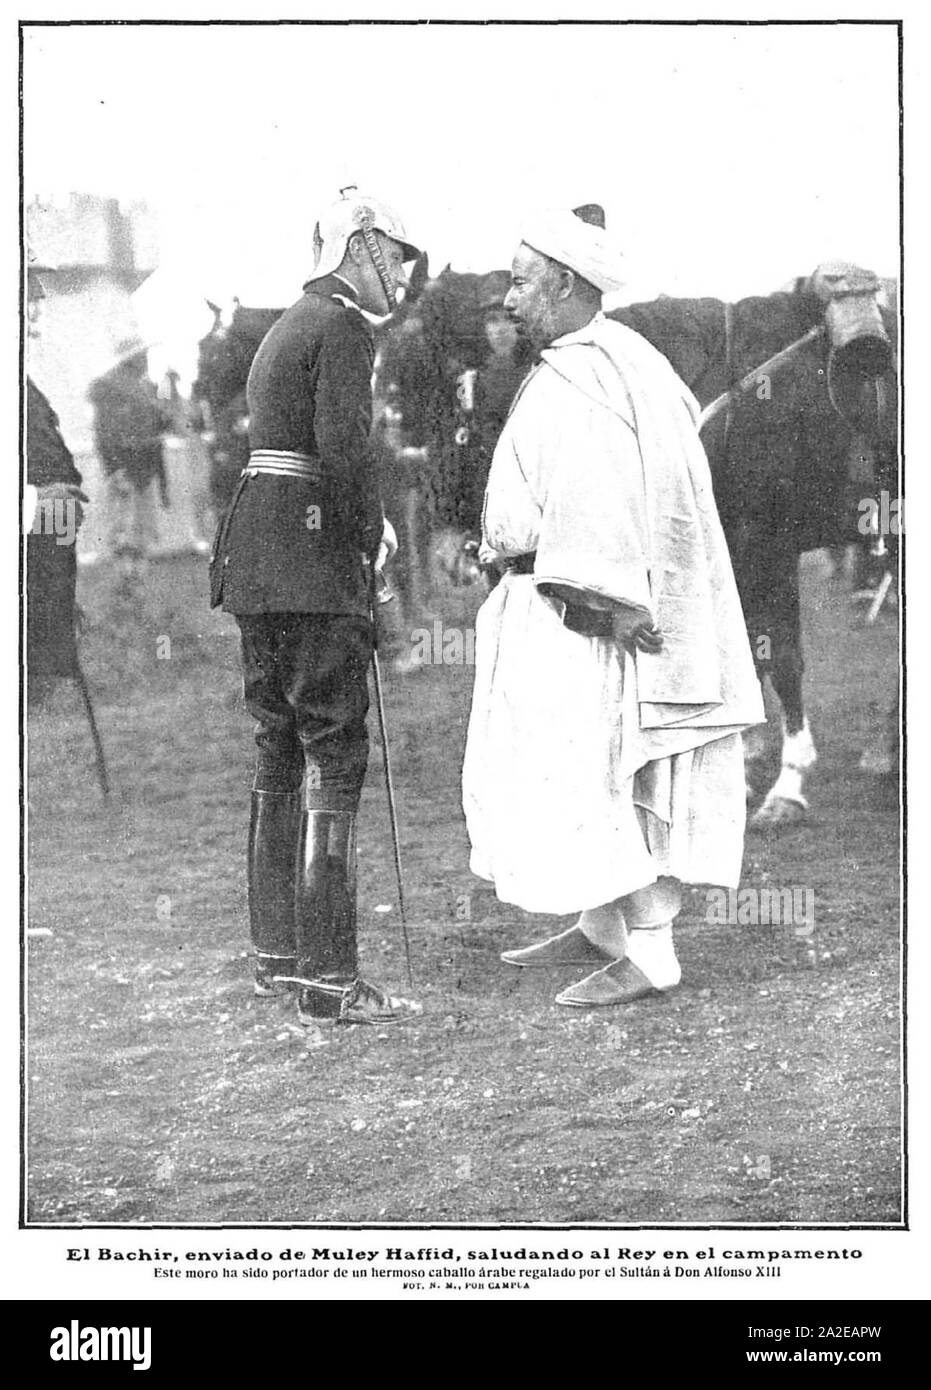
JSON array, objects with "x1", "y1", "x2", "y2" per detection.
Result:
[{"x1": 461, "y1": 314, "x2": 765, "y2": 915}]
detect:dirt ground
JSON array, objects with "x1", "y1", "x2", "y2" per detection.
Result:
[{"x1": 25, "y1": 551, "x2": 902, "y2": 1226}]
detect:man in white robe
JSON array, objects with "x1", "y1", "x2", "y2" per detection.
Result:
[{"x1": 461, "y1": 208, "x2": 766, "y2": 1007}]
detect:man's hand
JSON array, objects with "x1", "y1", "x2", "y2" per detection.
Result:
[
  {"x1": 614, "y1": 610, "x2": 664, "y2": 655},
  {"x1": 375, "y1": 516, "x2": 398, "y2": 572},
  {"x1": 536, "y1": 581, "x2": 663, "y2": 652},
  {"x1": 478, "y1": 539, "x2": 505, "y2": 566},
  {"x1": 36, "y1": 481, "x2": 88, "y2": 506}
]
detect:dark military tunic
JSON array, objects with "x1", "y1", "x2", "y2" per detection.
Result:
[
  {"x1": 212, "y1": 275, "x2": 384, "y2": 617},
  {"x1": 210, "y1": 276, "x2": 386, "y2": 807},
  {"x1": 26, "y1": 380, "x2": 83, "y2": 682}
]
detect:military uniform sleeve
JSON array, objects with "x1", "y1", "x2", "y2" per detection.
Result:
[
  {"x1": 26, "y1": 381, "x2": 83, "y2": 488},
  {"x1": 313, "y1": 310, "x2": 384, "y2": 558}
]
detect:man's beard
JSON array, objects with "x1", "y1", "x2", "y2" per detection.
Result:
[{"x1": 515, "y1": 301, "x2": 560, "y2": 354}]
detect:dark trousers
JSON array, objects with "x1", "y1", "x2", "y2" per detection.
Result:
[
  {"x1": 27, "y1": 534, "x2": 78, "y2": 693},
  {"x1": 237, "y1": 613, "x2": 373, "y2": 809}
]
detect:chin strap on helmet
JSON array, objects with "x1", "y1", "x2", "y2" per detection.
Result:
[{"x1": 352, "y1": 204, "x2": 397, "y2": 314}]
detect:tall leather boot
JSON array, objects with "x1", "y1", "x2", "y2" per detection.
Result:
[
  {"x1": 247, "y1": 790, "x2": 301, "y2": 996},
  {"x1": 293, "y1": 809, "x2": 420, "y2": 1027},
  {"x1": 293, "y1": 810, "x2": 359, "y2": 1004}
]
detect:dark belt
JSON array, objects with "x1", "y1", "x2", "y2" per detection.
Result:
[{"x1": 503, "y1": 552, "x2": 536, "y2": 575}]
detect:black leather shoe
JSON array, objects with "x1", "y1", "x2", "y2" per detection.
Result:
[
  {"x1": 254, "y1": 956, "x2": 295, "y2": 997},
  {"x1": 297, "y1": 977, "x2": 422, "y2": 1027}
]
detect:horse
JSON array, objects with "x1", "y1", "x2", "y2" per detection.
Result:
[
  {"x1": 609, "y1": 263, "x2": 898, "y2": 827},
  {"x1": 192, "y1": 302, "x2": 284, "y2": 515}
]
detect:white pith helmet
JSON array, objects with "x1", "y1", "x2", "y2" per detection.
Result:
[{"x1": 306, "y1": 186, "x2": 420, "y2": 283}]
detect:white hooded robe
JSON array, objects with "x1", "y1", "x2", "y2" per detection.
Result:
[{"x1": 461, "y1": 315, "x2": 766, "y2": 915}]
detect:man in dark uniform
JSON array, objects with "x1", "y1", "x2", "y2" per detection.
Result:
[
  {"x1": 25, "y1": 257, "x2": 88, "y2": 704},
  {"x1": 210, "y1": 189, "x2": 420, "y2": 1027}
]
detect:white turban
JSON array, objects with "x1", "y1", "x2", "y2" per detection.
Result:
[{"x1": 520, "y1": 210, "x2": 626, "y2": 294}]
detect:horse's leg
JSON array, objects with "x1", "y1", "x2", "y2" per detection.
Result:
[
  {"x1": 750, "y1": 557, "x2": 816, "y2": 828},
  {"x1": 743, "y1": 719, "x2": 770, "y2": 800}
]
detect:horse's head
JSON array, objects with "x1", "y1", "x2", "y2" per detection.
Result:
[
  {"x1": 804, "y1": 262, "x2": 896, "y2": 441},
  {"x1": 194, "y1": 302, "x2": 283, "y2": 411}
]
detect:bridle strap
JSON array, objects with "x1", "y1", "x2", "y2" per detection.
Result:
[{"x1": 698, "y1": 325, "x2": 823, "y2": 432}]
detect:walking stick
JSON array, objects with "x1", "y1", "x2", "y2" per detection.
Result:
[
  {"x1": 368, "y1": 565, "x2": 414, "y2": 986},
  {"x1": 72, "y1": 657, "x2": 111, "y2": 799}
]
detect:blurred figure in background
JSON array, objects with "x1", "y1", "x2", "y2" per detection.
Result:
[
  {"x1": 88, "y1": 337, "x2": 171, "y2": 562},
  {"x1": 466, "y1": 284, "x2": 534, "y2": 572},
  {"x1": 378, "y1": 271, "x2": 532, "y2": 609}
]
